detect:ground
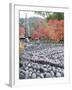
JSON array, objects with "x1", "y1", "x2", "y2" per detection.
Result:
[{"x1": 19, "y1": 43, "x2": 64, "y2": 79}]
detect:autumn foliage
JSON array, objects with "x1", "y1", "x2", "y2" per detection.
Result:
[
  {"x1": 31, "y1": 27, "x2": 48, "y2": 40},
  {"x1": 31, "y1": 20, "x2": 64, "y2": 42},
  {"x1": 19, "y1": 26, "x2": 25, "y2": 38}
]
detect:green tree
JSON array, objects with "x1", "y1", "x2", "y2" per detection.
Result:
[
  {"x1": 34, "y1": 11, "x2": 64, "y2": 21},
  {"x1": 46, "y1": 12, "x2": 64, "y2": 20},
  {"x1": 19, "y1": 18, "x2": 24, "y2": 26}
]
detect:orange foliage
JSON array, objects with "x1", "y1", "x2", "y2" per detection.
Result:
[
  {"x1": 47, "y1": 20, "x2": 64, "y2": 42},
  {"x1": 32, "y1": 20, "x2": 64, "y2": 42}
]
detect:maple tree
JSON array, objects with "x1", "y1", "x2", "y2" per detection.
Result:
[
  {"x1": 19, "y1": 26, "x2": 25, "y2": 38},
  {"x1": 31, "y1": 20, "x2": 64, "y2": 42},
  {"x1": 47, "y1": 20, "x2": 64, "y2": 42}
]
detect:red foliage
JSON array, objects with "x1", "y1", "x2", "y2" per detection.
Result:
[
  {"x1": 47, "y1": 20, "x2": 64, "y2": 42},
  {"x1": 31, "y1": 27, "x2": 49, "y2": 40},
  {"x1": 19, "y1": 26, "x2": 25, "y2": 38},
  {"x1": 30, "y1": 20, "x2": 64, "y2": 42},
  {"x1": 31, "y1": 31, "x2": 40, "y2": 40}
]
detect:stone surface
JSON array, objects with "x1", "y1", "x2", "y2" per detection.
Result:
[
  {"x1": 31, "y1": 73, "x2": 36, "y2": 78},
  {"x1": 40, "y1": 73, "x2": 44, "y2": 78},
  {"x1": 19, "y1": 43, "x2": 64, "y2": 79},
  {"x1": 19, "y1": 72, "x2": 25, "y2": 79},
  {"x1": 50, "y1": 71, "x2": 55, "y2": 77},
  {"x1": 45, "y1": 72, "x2": 51, "y2": 78},
  {"x1": 56, "y1": 72, "x2": 61, "y2": 77}
]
